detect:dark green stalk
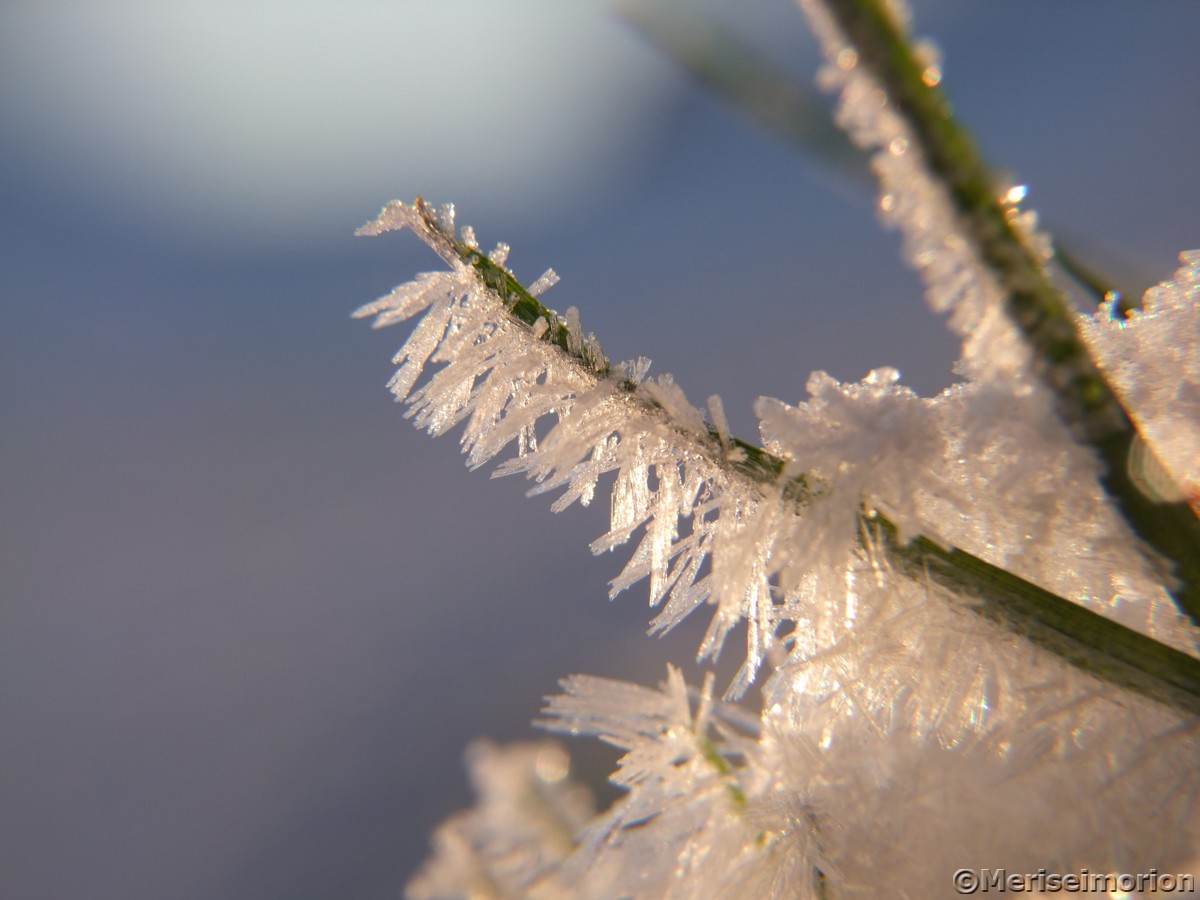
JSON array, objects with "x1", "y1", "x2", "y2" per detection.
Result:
[
  {"x1": 1052, "y1": 243, "x2": 1125, "y2": 311},
  {"x1": 390, "y1": 198, "x2": 1200, "y2": 718},
  {"x1": 406, "y1": 200, "x2": 609, "y2": 375},
  {"x1": 868, "y1": 511, "x2": 1200, "y2": 717},
  {"x1": 821, "y1": 0, "x2": 1200, "y2": 625},
  {"x1": 620, "y1": 3, "x2": 868, "y2": 185}
]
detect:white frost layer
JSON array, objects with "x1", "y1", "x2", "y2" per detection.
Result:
[
  {"x1": 362, "y1": 201, "x2": 1200, "y2": 895},
  {"x1": 1080, "y1": 251, "x2": 1200, "y2": 502},
  {"x1": 790, "y1": 0, "x2": 1200, "y2": 649},
  {"x1": 374, "y1": 0, "x2": 1200, "y2": 886},
  {"x1": 757, "y1": 368, "x2": 1200, "y2": 653},
  {"x1": 761, "y1": 550, "x2": 1199, "y2": 895},
  {"x1": 539, "y1": 667, "x2": 821, "y2": 900}
]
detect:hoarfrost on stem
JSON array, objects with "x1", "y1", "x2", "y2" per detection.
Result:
[
  {"x1": 356, "y1": 201, "x2": 1197, "y2": 705},
  {"x1": 356, "y1": 2, "x2": 1200, "y2": 891},
  {"x1": 798, "y1": 0, "x2": 1038, "y2": 385},
  {"x1": 358, "y1": 200, "x2": 1200, "y2": 897},
  {"x1": 356, "y1": 200, "x2": 809, "y2": 695}
]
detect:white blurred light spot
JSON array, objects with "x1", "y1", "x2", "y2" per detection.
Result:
[
  {"x1": 1003, "y1": 184, "x2": 1028, "y2": 205},
  {"x1": 0, "y1": 1, "x2": 672, "y2": 244}
]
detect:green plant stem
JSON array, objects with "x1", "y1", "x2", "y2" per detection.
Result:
[
  {"x1": 399, "y1": 198, "x2": 1200, "y2": 718},
  {"x1": 414, "y1": 204, "x2": 610, "y2": 375},
  {"x1": 868, "y1": 511, "x2": 1200, "y2": 717},
  {"x1": 821, "y1": 0, "x2": 1200, "y2": 626},
  {"x1": 619, "y1": 3, "x2": 868, "y2": 185},
  {"x1": 1052, "y1": 244, "x2": 1125, "y2": 311}
]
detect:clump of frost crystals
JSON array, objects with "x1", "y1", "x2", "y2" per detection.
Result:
[
  {"x1": 759, "y1": 368, "x2": 1200, "y2": 653},
  {"x1": 789, "y1": 0, "x2": 1199, "y2": 649},
  {"x1": 536, "y1": 666, "x2": 830, "y2": 900},
  {"x1": 418, "y1": 652, "x2": 1200, "y2": 900},
  {"x1": 406, "y1": 740, "x2": 595, "y2": 900},
  {"x1": 1080, "y1": 251, "x2": 1200, "y2": 505}
]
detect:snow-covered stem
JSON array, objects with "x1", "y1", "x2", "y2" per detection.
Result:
[
  {"x1": 816, "y1": 0, "x2": 1200, "y2": 625},
  {"x1": 360, "y1": 198, "x2": 1200, "y2": 717}
]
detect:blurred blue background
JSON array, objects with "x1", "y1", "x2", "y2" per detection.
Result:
[{"x1": 2, "y1": 1, "x2": 1198, "y2": 897}]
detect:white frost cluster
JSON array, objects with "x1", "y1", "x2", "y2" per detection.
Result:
[
  {"x1": 757, "y1": 369, "x2": 1199, "y2": 651},
  {"x1": 418, "y1": 653, "x2": 1197, "y2": 899},
  {"x1": 406, "y1": 739, "x2": 594, "y2": 900},
  {"x1": 1080, "y1": 251, "x2": 1200, "y2": 504},
  {"x1": 538, "y1": 667, "x2": 826, "y2": 899},
  {"x1": 356, "y1": 202, "x2": 1196, "y2": 711}
]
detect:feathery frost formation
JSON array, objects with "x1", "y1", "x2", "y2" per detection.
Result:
[
  {"x1": 791, "y1": 0, "x2": 1200, "y2": 642},
  {"x1": 358, "y1": 2, "x2": 1200, "y2": 895},
  {"x1": 356, "y1": 200, "x2": 788, "y2": 694}
]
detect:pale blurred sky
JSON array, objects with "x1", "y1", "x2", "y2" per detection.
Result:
[
  {"x1": 2, "y1": 2, "x2": 1199, "y2": 898},
  {"x1": 0, "y1": 0, "x2": 678, "y2": 244}
]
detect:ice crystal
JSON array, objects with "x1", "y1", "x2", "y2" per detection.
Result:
[
  {"x1": 787, "y1": 0, "x2": 1200, "y2": 648},
  {"x1": 537, "y1": 667, "x2": 827, "y2": 900},
  {"x1": 756, "y1": 692, "x2": 1198, "y2": 897},
  {"x1": 758, "y1": 371, "x2": 1200, "y2": 652},
  {"x1": 356, "y1": 201, "x2": 799, "y2": 695},
  {"x1": 532, "y1": 644, "x2": 1198, "y2": 898},
  {"x1": 416, "y1": 654, "x2": 1198, "y2": 898},
  {"x1": 762, "y1": 545, "x2": 1200, "y2": 894}
]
